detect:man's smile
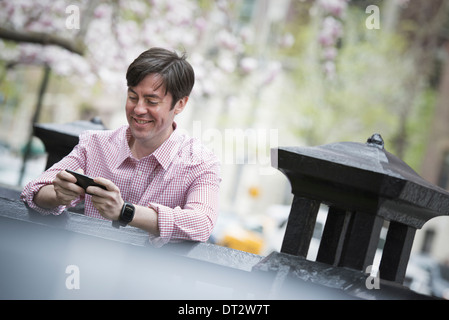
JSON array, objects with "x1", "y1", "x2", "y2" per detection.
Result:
[{"x1": 133, "y1": 118, "x2": 154, "y2": 125}]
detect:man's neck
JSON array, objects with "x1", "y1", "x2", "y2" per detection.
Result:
[{"x1": 129, "y1": 125, "x2": 174, "y2": 160}]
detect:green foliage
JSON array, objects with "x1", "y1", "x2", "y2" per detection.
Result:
[
  {"x1": 278, "y1": 4, "x2": 437, "y2": 173},
  {"x1": 402, "y1": 88, "x2": 436, "y2": 171}
]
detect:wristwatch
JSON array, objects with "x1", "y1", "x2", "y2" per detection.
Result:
[{"x1": 112, "y1": 202, "x2": 135, "y2": 228}]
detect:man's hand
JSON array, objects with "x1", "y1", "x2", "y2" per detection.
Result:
[
  {"x1": 52, "y1": 168, "x2": 86, "y2": 206},
  {"x1": 34, "y1": 168, "x2": 85, "y2": 209},
  {"x1": 88, "y1": 177, "x2": 124, "y2": 222}
]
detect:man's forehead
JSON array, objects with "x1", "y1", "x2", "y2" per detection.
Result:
[{"x1": 128, "y1": 73, "x2": 168, "y2": 95}]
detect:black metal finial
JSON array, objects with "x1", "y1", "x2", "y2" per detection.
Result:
[{"x1": 366, "y1": 133, "x2": 384, "y2": 149}]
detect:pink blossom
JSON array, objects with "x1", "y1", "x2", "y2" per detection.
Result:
[
  {"x1": 261, "y1": 61, "x2": 282, "y2": 86},
  {"x1": 240, "y1": 57, "x2": 258, "y2": 74},
  {"x1": 94, "y1": 4, "x2": 110, "y2": 19},
  {"x1": 195, "y1": 17, "x2": 207, "y2": 32},
  {"x1": 323, "y1": 47, "x2": 337, "y2": 61},
  {"x1": 218, "y1": 55, "x2": 236, "y2": 73},
  {"x1": 323, "y1": 60, "x2": 336, "y2": 78},
  {"x1": 317, "y1": 0, "x2": 349, "y2": 18},
  {"x1": 318, "y1": 15, "x2": 343, "y2": 47},
  {"x1": 218, "y1": 30, "x2": 240, "y2": 51},
  {"x1": 0, "y1": 0, "x2": 290, "y2": 99},
  {"x1": 316, "y1": 0, "x2": 348, "y2": 79},
  {"x1": 279, "y1": 33, "x2": 295, "y2": 48}
]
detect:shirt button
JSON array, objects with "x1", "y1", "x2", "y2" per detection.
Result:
[{"x1": 137, "y1": 170, "x2": 142, "y2": 176}]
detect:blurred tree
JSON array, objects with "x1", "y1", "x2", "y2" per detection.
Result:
[
  {"x1": 280, "y1": 0, "x2": 449, "y2": 172},
  {"x1": 0, "y1": 0, "x2": 290, "y2": 98},
  {"x1": 0, "y1": 0, "x2": 292, "y2": 188},
  {"x1": 389, "y1": 0, "x2": 449, "y2": 159}
]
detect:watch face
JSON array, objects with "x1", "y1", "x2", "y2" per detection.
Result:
[{"x1": 122, "y1": 203, "x2": 135, "y2": 222}]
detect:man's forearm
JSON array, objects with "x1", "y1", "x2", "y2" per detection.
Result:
[
  {"x1": 129, "y1": 205, "x2": 160, "y2": 236},
  {"x1": 33, "y1": 184, "x2": 60, "y2": 209}
]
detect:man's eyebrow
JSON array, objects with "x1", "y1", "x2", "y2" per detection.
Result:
[
  {"x1": 143, "y1": 93, "x2": 162, "y2": 100},
  {"x1": 127, "y1": 87, "x2": 162, "y2": 100}
]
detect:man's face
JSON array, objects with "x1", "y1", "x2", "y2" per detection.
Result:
[{"x1": 125, "y1": 73, "x2": 185, "y2": 149}]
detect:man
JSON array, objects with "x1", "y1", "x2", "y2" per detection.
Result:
[{"x1": 21, "y1": 47, "x2": 221, "y2": 246}]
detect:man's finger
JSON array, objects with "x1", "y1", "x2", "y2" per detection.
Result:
[{"x1": 93, "y1": 177, "x2": 119, "y2": 192}]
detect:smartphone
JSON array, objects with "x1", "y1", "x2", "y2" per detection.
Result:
[{"x1": 66, "y1": 169, "x2": 107, "y2": 193}]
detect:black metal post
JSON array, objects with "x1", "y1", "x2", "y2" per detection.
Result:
[
  {"x1": 337, "y1": 211, "x2": 383, "y2": 271},
  {"x1": 379, "y1": 221, "x2": 416, "y2": 283},
  {"x1": 316, "y1": 206, "x2": 352, "y2": 265},
  {"x1": 281, "y1": 195, "x2": 320, "y2": 257}
]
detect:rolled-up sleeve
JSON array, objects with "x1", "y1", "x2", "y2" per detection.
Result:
[
  {"x1": 20, "y1": 136, "x2": 88, "y2": 215},
  {"x1": 20, "y1": 175, "x2": 66, "y2": 216},
  {"x1": 148, "y1": 159, "x2": 221, "y2": 247}
]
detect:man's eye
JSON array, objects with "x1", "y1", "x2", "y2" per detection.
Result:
[
  {"x1": 128, "y1": 96, "x2": 137, "y2": 101},
  {"x1": 146, "y1": 100, "x2": 158, "y2": 106}
]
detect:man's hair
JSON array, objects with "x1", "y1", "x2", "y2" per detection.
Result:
[{"x1": 126, "y1": 47, "x2": 195, "y2": 109}]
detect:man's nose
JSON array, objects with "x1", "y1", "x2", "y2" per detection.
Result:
[{"x1": 134, "y1": 99, "x2": 147, "y2": 114}]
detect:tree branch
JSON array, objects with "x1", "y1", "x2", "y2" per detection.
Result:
[{"x1": 0, "y1": 27, "x2": 85, "y2": 55}]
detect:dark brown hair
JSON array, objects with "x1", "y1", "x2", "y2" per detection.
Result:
[{"x1": 126, "y1": 47, "x2": 195, "y2": 109}]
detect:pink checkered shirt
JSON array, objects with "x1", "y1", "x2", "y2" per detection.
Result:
[{"x1": 21, "y1": 124, "x2": 221, "y2": 246}]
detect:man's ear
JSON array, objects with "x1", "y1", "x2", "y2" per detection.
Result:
[{"x1": 174, "y1": 96, "x2": 188, "y2": 115}]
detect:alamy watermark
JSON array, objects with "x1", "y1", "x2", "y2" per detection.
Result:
[
  {"x1": 65, "y1": 5, "x2": 80, "y2": 30},
  {"x1": 64, "y1": 264, "x2": 380, "y2": 292},
  {"x1": 178, "y1": 121, "x2": 279, "y2": 176},
  {"x1": 365, "y1": 5, "x2": 380, "y2": 30},
  {"x1": 65, "y1": 4, "x2": 381, "y2": 32},
  {"x1": 365, "y1": 265, "x2": 380, "y2": 290},
  {"x1": 65, "y1": 264, "x2": 80, "y2": 290}
]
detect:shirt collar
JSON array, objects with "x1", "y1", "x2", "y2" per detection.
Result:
[
  {"x1": 151, "y1": 122, "x2": 183, "y2": 170},
  {"x1": 115, "y1": 122, "x2": 182, "y2": 170},
  {"x1": 114, "y1": 126, "x2": 133, "y2": 168}
]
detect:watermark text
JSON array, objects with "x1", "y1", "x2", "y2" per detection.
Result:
[
  {"x1": 65, "y1": 264, "x2": 80, "y2": 290},
  {"x1": 365, "y1": 265, "x2": 380, "y2": 289},
  {"x1": 366, "y1": 5, "x2": 380, "y2": 30},
  {"x1": 65, "y1": 5, "x2": 80, "y2": 30}
]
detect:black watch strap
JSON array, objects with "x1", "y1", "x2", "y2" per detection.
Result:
[{"x1": 112, "y1": 202, "x2": 135, "y2": 228}]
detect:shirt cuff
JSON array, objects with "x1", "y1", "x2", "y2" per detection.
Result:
[
  {"x1": 20, "y1": 184, "x2": 67, "y2": 216},
  {"x1": 147, "y1": 203, "x2": 174, "y2": 247}
]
